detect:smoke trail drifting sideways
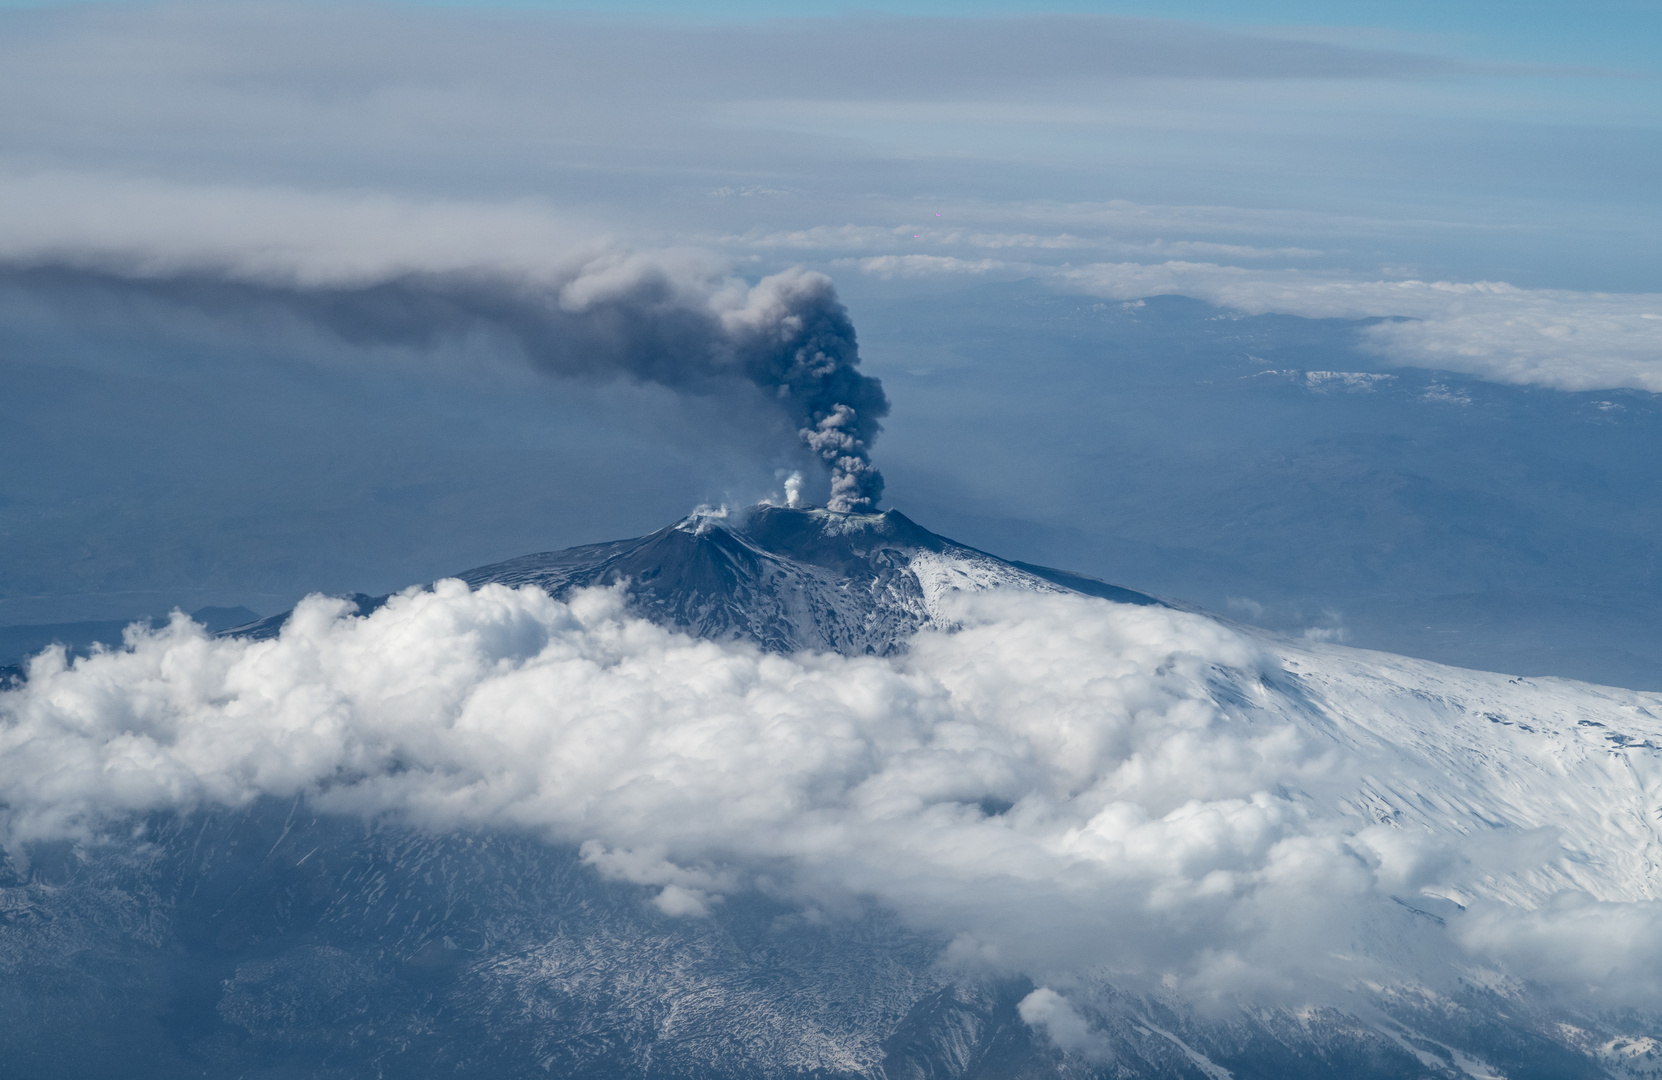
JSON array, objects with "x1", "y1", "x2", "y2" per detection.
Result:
[
  {"x1": 9, "y1": 257, "x2": 888, "y2": 510},
  {"x1": 432, "y1": 259, "x2": 887, "y2": 509}
]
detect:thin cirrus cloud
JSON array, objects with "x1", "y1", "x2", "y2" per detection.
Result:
[
  {"x1": 0, "y1": 7, "x2": 1463, "y2": 111},
  {"x1": 0, "y1": 6, "x2": 1447, "y2": 162},
  {"x1": 0, "y1": 3, "x2": 1652, "y2": 312},
  {"x1": 721, "y1": 222, "x2": 1323, "y2": 258},
  {"x1": 0, "y1": 3, "x2": 1620, "y2": 215}
]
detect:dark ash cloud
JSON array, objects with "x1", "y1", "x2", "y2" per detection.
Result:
[{"x1": 5, "y1": 260, "x2": 889, "y2": 511}]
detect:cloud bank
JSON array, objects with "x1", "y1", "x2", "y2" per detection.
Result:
[
  {"x1": 7, "y1": 582, "x2": 1662, "y2": 1009},
  {"x1": 1057, "y1": 262, "x2": 1662, "y2": 392},
  {"x1": 853, "y1": 253, "x2": 1662, "y2": 393}
]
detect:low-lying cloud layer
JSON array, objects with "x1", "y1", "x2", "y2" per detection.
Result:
[
  {"x1": 854, "y1": 253, "x2": 1662, "y2": 393},
  {"x1": 1057, "y1": 261, "x2": 1662, "y2": 393},
  {"x1": 7, "y1": 582, "x2": 1662, "y2": 1009}
]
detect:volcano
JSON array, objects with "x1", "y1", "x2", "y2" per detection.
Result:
[
  {"x1": 238, "y1": 503, "x2": 1162, "y2": 655},
  {"x1": 455, "y1": 504, "x2": 1163, "y2": 652},
  {"x1": 6, "y1": 506, "x2": 1662, "y2": 1080}
]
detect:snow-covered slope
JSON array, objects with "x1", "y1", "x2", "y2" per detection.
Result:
[
  {"x1": 5, "y1": 505, "x2": 1662, "y2": 1079},
  {"x1": 1279, "y1": 640, "x2": 1662, "y2": 910}
]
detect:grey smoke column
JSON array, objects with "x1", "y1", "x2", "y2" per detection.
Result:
[
  {"x1": 12, "y1": 260, "x2": 888, "y2": 511},
  {"x1": 459, "y1": 262, "x2": 889, "y2": 511},
  {"x1": 422, "y1": 262, "x2": 888, "y2": 509},
  {"x1": 692, "y1": 268, "x2": 888, "y2": 512}
]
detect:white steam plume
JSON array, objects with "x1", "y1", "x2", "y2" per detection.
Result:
[{"x1": 6, "y1": 581, "x2": 1662, "y2": 1006}]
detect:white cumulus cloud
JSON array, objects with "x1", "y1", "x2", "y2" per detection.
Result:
[{"x1": 7, "y1": 580, "x2": 1662, "y2": 1008}]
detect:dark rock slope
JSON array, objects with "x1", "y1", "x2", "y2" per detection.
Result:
[{"x1": 237, "y1": 504, "x2": 1160, "y2": 655}]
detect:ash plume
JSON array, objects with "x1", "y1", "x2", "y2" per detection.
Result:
[
  {"x1": 442, "y1": 260, "x2": 887, "y2": 510},
  {"x1": 10, "y1": 257, "x2": 888, "y2": 510}
]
